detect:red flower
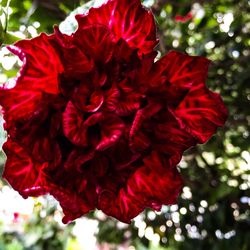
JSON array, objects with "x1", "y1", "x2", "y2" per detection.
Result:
[
  {"x1": 175, "y1": 12, "x2": 193, "y2": 23},
  {"x1": 0, "y1": 0, "x2": 227, "y2": 223}
]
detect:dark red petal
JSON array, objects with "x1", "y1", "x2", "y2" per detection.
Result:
[
  {"x1": 32, "y1": 137, "x2": 62, "y2": 169},
  {"x1": 8, "y1": 33, "x2": 63, "y2": 94},
  {"x1": 96, "y1": 114, "x2": 125, "y2": 151},
  {"x1": 98, "y1": 151, "x2": 183, "y2": 223},
  {"x1": 156, "y1": 51, "x2": 210, "y2": 84},
  {"x1": 153, "y1": 110, "x2": 197, "y2": 166},
  {"x1": 83, "y1": 112, "x2": 125, "y2": 151},
  {"x1": 129, "y1": 102, "x2": 162, "y2": 151},
  {"x1": 90, "y1": 153, "x2": 109, "y2": 177},
  {"x1": 62, "y1": 101, "x2": 87, "y2": 146},
  {"x1": 3, "y1": 140, "x2": 95, "y2": 223},
  {"x1": 0, "y1": 89, "x2": 42, "y2": 127},
  {"x1": 103, "y1": 85, "x2": 120, "y2": 112},
  {"x1": 50, "y1": 162, "x2": 98, "y2": 224},
  {"x1": 76, "y1": 0, "x2": 157, "y2": 56},
  {"x1": 172, "y1": 84, "x2": 228, "y2": 143},
  {"x1": 91, "y1": 70, "x2": 108, "y2": 87},
  {"x1": 148, "y1": 51, "x2": 210, "y2": 105},
  {"x1": 83, "y1": 112, "x2": 103, "y2": 127},
  {"x1": 65, "y1": 149, "x2": 95, "y2": 172},
  {"x1": 2, "y1": 140, "x2": 94, "y2": 223},
  {"x1": 50, "y1": 111, "x2": 63, "y2": 137},
  {"x1": 2, "y1": 139, "x2": 49, "y2": 198},
  {"x1": 114, "y1": 80, "x2": 145, "y2": 116},
  {"x1": 7, "y1": 107, "x2": 48, "y2": 147},
  {"x1": 47, "y1": 170, "x2": 96, "y2": 224},
  {"x1": 108, "y1": 138, "x2": 141, "y2": 171},
  {"x1": 52, "y1": 26, "x2": 94, "y2": 76},
  {"x1": 84, "y1": 90, "x2": 104, "y2": 112},
  {"x1": 114, "y1": 38, "x2": 138, "y2": 62},
  {"x1": 129, "y1": 131, "x2": 151, "y2": 153},
  {"x1": 52, "y1": 187, "x2": 94, "y2": 224},
  {"x1": 72, "y1": 83, "x2": 104, "y2": 112},
  {"x1": 115, "y1": 95, "x2": 142, "y2": 116},
  {"x1": 73, "y1": 24, "x2": 115, "y2": 63}
]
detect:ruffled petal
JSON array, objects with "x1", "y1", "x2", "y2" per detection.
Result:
[
  {"x1": 2, "y1": 139, "x2": 94, "y2": 224},
  {"x1": 52, "y1": 27, "x2": 94, "y2": 77},
  {"x1": 0, "y1": 89, "x2": 42, "y2": 127},
  {"x1": 115, "y1": 94, "x2": 142, "y2": 116},
  {"x1": 0, "y1": 33, "x2": 63, "y2": 127},
  {"x1": 83, "y1": 112, "x2": 125, "y2": 151},
  {"x1": 103, "y1": 85, "x2": 120, "y2": 112},
  {"x1": 49, "y1": 161, "x2": 98, "y2": 224},
  {"x1": 32, "y1": 137, "x2": 62, "y2": 169},
  {"x1": 114, "y1": 38, "x2": 139, "y2": 63},
  {"x1": 98, "y1": 151, "x2": 183, "y2": 223},
  {"x1": 108, "y1": 138, "x2": 141, "y2": 171},
  {"x1": 45, "y1": 169, "x2": 96, "y2": 224},
  {"x1": 96, "y1": 114, "x2": 125, "y2": 151},
  {"x1": 146, "y1": 51, "x2": 210, "y2": 105},
  {"x1": 65, "y1": 148, "x2": 95, "y2": 172},
  {"x1": 129, "y1": 102, "x2": 162, "y2": 152},
  {"x1": 73, "y1": 24, "x2": 115, "y2": 63},
  {"x1": 8, "y1": 33, "x2": 63, "y2": 94},
  {"x1": 172, "y1": 84, "x2": 228, "y2": 143},
  {"x1": 63, "y1": 103, "x2": 125, "y2": 150},
  {"x1": 50, "y1": 186, "x2": 95, "y2": 224},
  {"x1": 153, "y1": 109, "x2": 197, "y2": 166},
  {"x1": 72, "y1": 83, "x2": 104, "y2": 112},
  {"x1": 114, "y1": 80, "x2": 145, "y2": 116},
  {"x1": 2, "y1": 139, "x2": 49, "y2": 198},
  {"x1": 62, "y1": 101, "x2": 87, "y2": 146},
  {"x1": 156, "y1": 51, "x2": 210, "y2": 86},
  {"x1": 76, "y1": 0, "x2": 157, "y2": 56}
]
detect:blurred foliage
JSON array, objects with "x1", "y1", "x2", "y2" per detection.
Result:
[
  {"x1": 0, "y1": 0, "x2": 250, "y2": 249},
  {"x1": 0, "y1": 195, "x2": 74, "y2": 250}
]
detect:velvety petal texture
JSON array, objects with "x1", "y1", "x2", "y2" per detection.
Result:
[
  {"x1": 75, "y1": 0, "x2": 157, "y2": 56},
  {"x1": 0, "y1": 0, "x2": 227, "y2": 223}
]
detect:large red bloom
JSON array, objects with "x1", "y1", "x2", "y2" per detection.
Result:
[{"x1": 0, "y1": 0, "x2": 227, "y2": 223}]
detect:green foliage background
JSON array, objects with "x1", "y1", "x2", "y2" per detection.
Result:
[{"x1": 0, "y1": 0, "x2": 249, "y2": 249}]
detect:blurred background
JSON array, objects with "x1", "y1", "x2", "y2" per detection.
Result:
[{"x1": 0, "y1": 0, "x2": 249, "y2": 249}]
